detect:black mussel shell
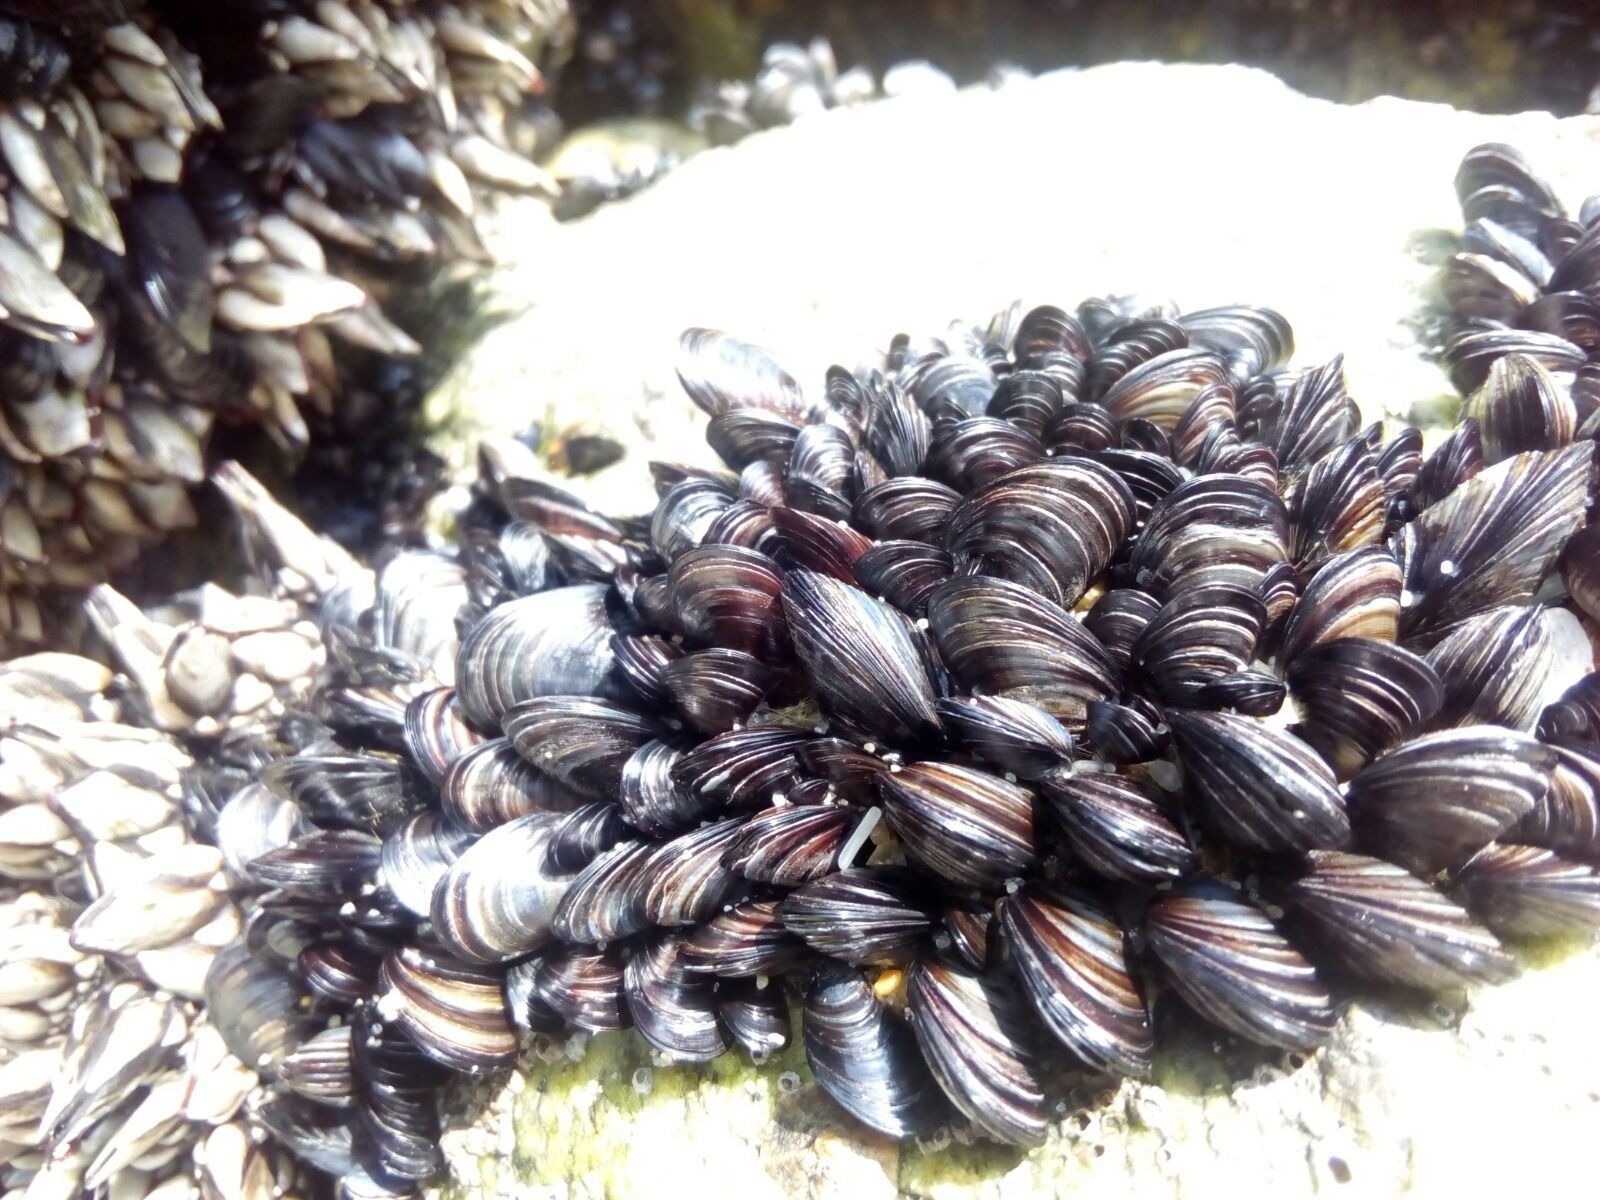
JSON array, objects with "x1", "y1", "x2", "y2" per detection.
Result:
[
  {"x1": 376, "y1": 948, "x2": 520, "y2": 1073},
  {"x1": 1039, "y1": 769, "x2": 1194, "y2": 883},
  {"x1": 781, "y1": 569, "x2": 941, "y2": 746},
  {"x1": 877, "y1": 762, "x2": 1036, "y2": 889},
  {"x1": 1516, "y1": 738, "x2": 1600, "y2": 860},
  {"x1": 999, "y1": 887, "x2": 1153, "y2": 1077},
  {"x1": 780, "y1": 868, "x2": 935, "y2": 965},
  {"x1": 1167, "y1": 710, "x2": 1349, "y2": 852},
  {"x1": 681, "y1": 899, "x2": 809, "y2": 977},
  {"x1": 852, "y1": 540, "x2": 952, "y2": 617},
  {"x1": 771, "y1": 507, "x2": 874, "y2": 581},
  {"x1": 666, "y1": 545, "x2": 785, "y2": 656},
  {"x1": 724, "y1": 804, "x2": 871, "y2": 885},
  {"x1": 441, "y1": 738, "x2": 584, "y2": 833},
  {"x1": 1145, "y1": 885, "x2": 1335, "y2": 1050},
  {"x1": 1411, "y1": 418, "x2": 1484, "y2": 513},
  {"x1": 1463, "y1": 353, "x2": 1576, "y2": 464},
  {"x1": 854, "y1": 477, "x2": 961, "y2": 544},
  {"x1": 906, "y1": 959, "x2": 1049, "y2": 1146},
  {"x1": 1084, "y1": 588, "x2": 1161, "y2": 673},
  {"x1": 262, "y1": 755, "x2": 428, "y2": 837},
  {"x1": 502, "y1": 697, "x2": 663, "y2": 798},
  {"x1": 796, "y1": 737, "x2": 889, "y2": 801},
  {"x1": 640, "y1": 817, "x2": 750, "y2": 926},
  {"x1": 1426, "y1": 605, "x2": 1551, "y2": 730},
  {"x1": 719, "y1": 977, "x2": 793, "y2": 1057},
  {"x1": 430, "y1": 813, "x2": 578, "y2": 963},
  {"x1": 804, "y1": 962, "x2": 948, "y2": 1138},
  {"x1": 379, "y1": 812, "x2": 475, "y2": 919},
  {"x1": 1452, "y1": 843, "x2": 1600, "y2": 939},
  {"x1": 1131, "y1": 583, "x2": 1265, "y2": 705},
  {"x1": 937, "y1": 695, "x2": 1074, "y2": 780},
  {"x1": 252, "y1": 830, "x2": 383, "y2": 900},
  {"x1": 1286, "y1": 638, "x2": 1443, "y2": 778},
  {"x1": 1279, "y1": 851, "x2": 1514, "y2": 989},
  {"x1": 402, "y1": 689, "x2": 485, "y2": 786},
  {"x1": 671, "y1": 728, "x2": 812, "y2": 809},
  {"x1": 1126, "y1": 473, "x2": 1289, "y2": 596},
  {"x1": 624, "y1": 934, "x2": 730, "y2": 1062},
  {"x1": 1346, "y1": 728, "x2": 1556, "y2": 874},
  {"x1": 551, "y1": 840, "x2": 655, "y2": 944},
  {"x1": 532, "y1": 946, "x2": 631, "y2": 1032},
  {"x1": 928, "y1": 576, "x2": 1119, "y2": 726},
  {"x1": 1277, "y1": 546, "x2": 1400, "y2": 666},
  {"x1": 659, "y1": 647, "x2": 773, "y2": 733},
  {"x1": 1083, "y1": 698, "x2": 1170, "y2": 765}
]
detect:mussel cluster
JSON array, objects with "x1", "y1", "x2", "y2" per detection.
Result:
[
  {"x1": 156, "y1": 263, "x2": 1600, "y2": 1191},
  {"x1": 0, "y1": 0, "x2": 572, "y2": 648}
]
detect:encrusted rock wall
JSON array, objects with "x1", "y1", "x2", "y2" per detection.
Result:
[{"x1": 425, "y1": 63, "x2": 1600, "y2": 1200}]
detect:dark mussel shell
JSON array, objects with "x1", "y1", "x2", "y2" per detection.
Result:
[
  {"x1": 876, "y1": 762, "x2": 1036, "y2": 889},
  {"x1": 1452, "y1": 843, "x2": 1600, "y2": 939},
  {"x1": 1286, "y1": 638, "x2": 1443, "y2": 778},
  {"x1": 1145, "y1": 885, "x2": 1336, "y2": 1051},
  {"x1": 780, "y1": 868, "x2": 935, "y2": 965},
  {"x1": 1346, "y1": 728, "x2": 1556, "y2": 874},
  {"x1": 999, "y1": 887, "x2": 1153, "y2": 1077},
  {"x1": 502, "y1": 697, "x2": 663, "y2": 798},
  {"x1": 781, "y1": 570, "x2": 942, "y2": 747},
  {"x1": 803, "y1": 962, "x2": 949, "y2": 1138},
  {"x1": 937, "y1": 695, "x2": 1074, "y2": 780},
  {"x1": 1279, "y1": 851, "x2": 1514, "y2": 990},
  {"x1": 1038, "y1": 769, "x2": 1194, "y2": 884},
  {"x1": 724, "y1": 804, "x2": 871, "y2": 885},
  {"x1": 429, "y1": 813, "x2": 579, "y2": 963},
  {"x1": 1425, "y1": 605, "x2": 1551, "y2": 731},
  {"x1": 1167, "y1": 710, "x2": 1349, "y2": 852},
  {"x1": 906, "y1": 959, "x2": 1049, "y2": 1146},
  {"x1": 928, "y1": 575, "x2": 1119, "y2": 725},
  {"x1": 719, "y1": 977, "x2": 792, "y2": 1057},
  {"x1": 378, "y1": 947, "x2": 521, "y2": 1074},
  {"x1": 1082, "y1": 698, "x2": 1171, "y2": 765},
  {"x1": 624, "y1": 934, "x2": 730, "y2": 1062},
  {"x1": 1515, "y1": 738, "x2": 1600, "y2": 860},
  {"x1": 680, "y1": 899, "x2": 809, "y2": 977}
]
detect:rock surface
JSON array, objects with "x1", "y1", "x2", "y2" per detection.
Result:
[{"x1": 425, "y1": 63, "x2": 1600, "y2": 1200}]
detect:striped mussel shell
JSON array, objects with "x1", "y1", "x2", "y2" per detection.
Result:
[
  {"x1": 1452, "y1": 843, "x2": 1600, "y2": 939},
  {"x1": 1038, "y1": 768, "x2": 1195, "y2": 883},
  {"x1": 1278, "y1": 851, "x2": 1514, "y2": 990},
  {"x1": 1145, "y1": 883, "x2": 1336, "y2": 1050},
  {"x1": 999, "y1": 886, "x2": 1153, "y2": 1077}
]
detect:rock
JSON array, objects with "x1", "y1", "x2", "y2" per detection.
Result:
[{"x1": 426, "y1": 63, "x2": 1600, "y2": 1200}]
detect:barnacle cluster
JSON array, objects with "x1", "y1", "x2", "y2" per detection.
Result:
[
  {"x1": 0, "y1": 0, "x2": 572, "y2": 649},
  {"x1": 5, "y1": 141, "x2": 1600, "y2": 1199}
]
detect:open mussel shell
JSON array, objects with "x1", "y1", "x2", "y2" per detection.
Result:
[
  {"x1": 1285, "y1": 853, "x2": 1514, "y2": 998},
  {"x1": 999, "y1": 887, "x2": 1153, "y2": 1077},
  {"x1": 1286, "y1": 638, "x2": 1443, "y2": 778},
  {"x1": 724, "y1": 804, "x2": 870, "y2": 885},
  {"x1": 1167, "y1": 709, "x2": 1349, "y2": 852},
  {"x1": 681, "y1": 899, "x2": 809, "y2": 977},
  {"x1": 1346, "y1": 728, "x2": 1555, "y2": 874},
  {"x1": 877, "y1": 762, "x2": 1036, "y2": 889},
  {"x1": 1426, "y1": 605, "x2": 1552, "y2": 731},
  {"x1": 1452, "y1": 843, "x2": 1600, "y2": 939},
  {"x1": 803, "y1": 962, "x2": 948, "y2": 1138},
  {"x1": 937, "y1": 695, "x2": 1074, "y2": 780},
  {"x1": 430, "y1": 813, "x2": 579, "y2": 963},
  {"x1": 928, "y1": 575, "x2": 1119, "y2": 725},
  {"x1": 624, "y1": 934, "x2": 730, "y2": 1062},
  {"x1": 205, "y1": 941, "x2": 320, "y2": 1080},
  {"x1": 906, "y1": 959, "x2": 1049, "y2": 1146},
  {"x1": 532, "y1": 946, "x2": 631, "y2": 1032},
  {"x1": 1145, "y1": 885, "x2": 1336, "y2": 1051},
  {"x1": 1039, "y1": 769, "x2": 1194, "y2": 883},
  {"x1": 454, "y1": 586, "x2": 626, "y2": 730},
  {"x1": 377, "y1": 948, "x2": 520, "y2": 1073},
  {"x1": 502, "y1": 697, "x2": 663, "y2": 798},
  {"x1": 780, "y1": 868, "x2": 936, "y2": 965}
]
